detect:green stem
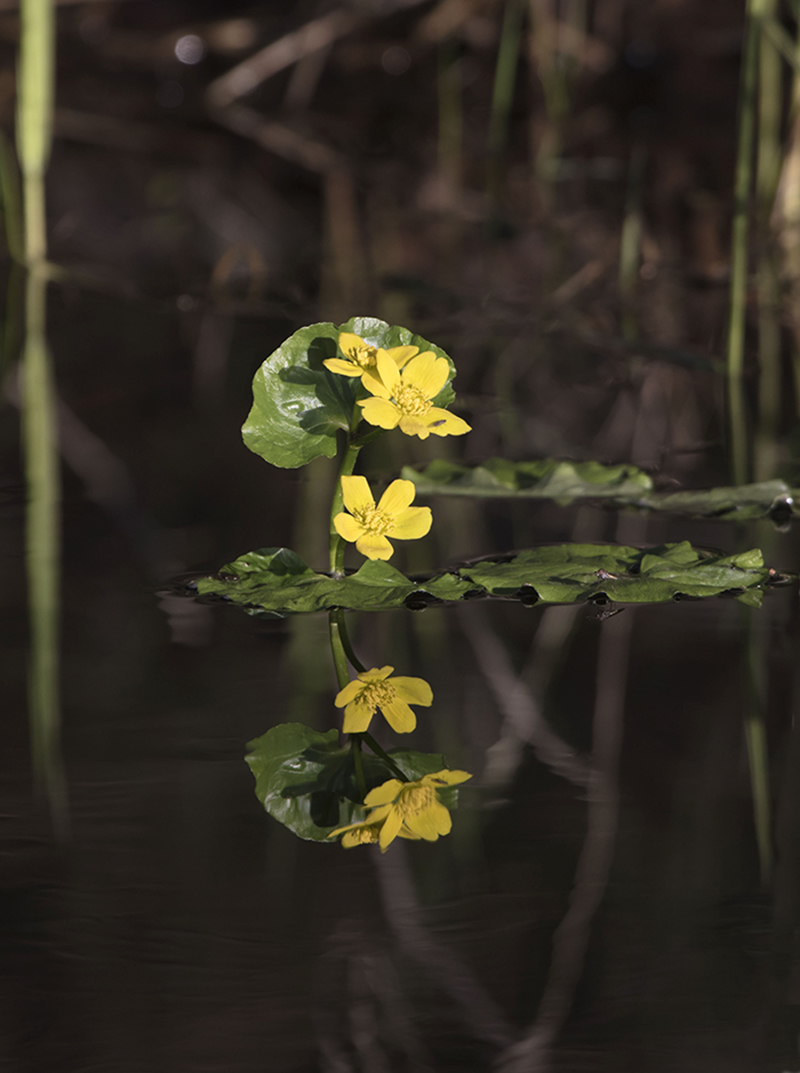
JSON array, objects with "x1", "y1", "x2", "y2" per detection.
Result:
[
  {"x1": 328, "y1": 437, "x2": 361, "y2": 576},
  {"x1": 328, "y1": 608, "x2": 351, "y2": 691},
  {"x1": 331, "y1": 607, "x2": 365, "y2": 672},
  {"x1": 351, "y1": 735, "x2": 366, "y2": 799},
  {"x1": 727, "y1": 0, "x2": 767, "y2": 486},
  {"x1": 362, "y1": 732, "x2": 408, "y2": 782}
]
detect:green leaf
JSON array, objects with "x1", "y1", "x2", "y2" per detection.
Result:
[
  {"x1": 243, "y1": 317, "x2": 457, "y2": 469},
  {"x1": 403, "y1": 460, "x2": 799, "y2": 522},
  {"x1": 191, "y1": 541, "x2": 775, "y2": 614},
  {"x1": 245, "y1": 724, "x2": 461, "y2": 840}
]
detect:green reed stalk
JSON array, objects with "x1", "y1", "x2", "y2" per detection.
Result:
[
  {"x1": 487, "y1": 0, "x2": 524, "y2": 198},
  {"x1": 17, "y1": 0, "x2": 64, "y2": 830},
  {"x1": 754, "y1": 0, "x2": 782, "y2": 481},
  {"x1": 727, "y1": 0, "x2": 767, "y2": 486},
  {"x1": 438, "y1": 38, "x2": 463, "y2": 191},
  {"x1": 746, "y1": 605, "x2": 773, "y2": 886},
  {"x1": 619, "y1": 144, "x2": 646, "y2": 342}
]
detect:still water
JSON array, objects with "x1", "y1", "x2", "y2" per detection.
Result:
[{"x1": 3, "y1": 470, "x2": 800, "y2": 1071}]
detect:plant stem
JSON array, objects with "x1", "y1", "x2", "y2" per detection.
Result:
[
  {"x1": 328, "y1": 608, "x2": 351, "y2": 691},
  {"x1": 328, "y1": 437, "x2": 361, "y2": 576},
  {"x1": 331, "y1": 607, "x2": 365, "y2": 672},
  {"x1": 727, "y1": 0, "x2": 767, "y2": 485},
  {"x1": 362, "y1": 732, "x2": 408, "y2": 782},
  {"x1": 351, "y1": 735, "x2": 366, "y2": 799},
  {"x1": 487, "y1": 0, "x2": 524, "y2": 199}
]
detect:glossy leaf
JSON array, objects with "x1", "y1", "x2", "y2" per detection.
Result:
[
  {"x1": 245, "y1": 723, "x2": 458, "y2": 840},
  {"x1": 242, "y1": 317, "x2": 456, "y2": 469},
  {"x1": 404, "y1": 460, "x2": 799, "y2": 522},
  {"x1": 191, "y1": 541, "x2": 775, "y2": 614}
]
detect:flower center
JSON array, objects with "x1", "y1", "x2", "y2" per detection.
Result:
[
  {"x1": 355, "y1": 505, "x2": 394, "y2": 536},
  {"x1": 347, "y1": 343, "x2": 378, "y2": 369},
  {"x1": 352, "y1": 825, "x2": 380, "y2": 845},
  {"x1": 361, "y1": 679, "x2": 397, "y2": 710},
  {"x1": 393, "y1": 380, "x2": 432, "y2": 417},
  {"x1": 397, "y1": 785, "x2": 436, "y2": 817}
]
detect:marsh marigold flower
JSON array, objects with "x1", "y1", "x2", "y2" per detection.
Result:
[
  {"x1": 333, "y1": 475, "x2": 431, "y2": 561},
  {"x1": 330, "y1": 769, "x2": 472, "y2": 851},
  {"x1": 358, "y1": 349, "x2": 471, "y2": 440},
  {"x1": 335, "y1": 665, "x2": 433, "y2": 734},
  {"x1": 328, "y1": 817, "x2": 420, "y2": 848},
  {"x1": 323, "y1": 332, "x2": 419, "y2": 384}
]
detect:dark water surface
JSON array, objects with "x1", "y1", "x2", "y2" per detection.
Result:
[{"x1": 3, "y1": 451, "x2": 800, "y2": 1071}]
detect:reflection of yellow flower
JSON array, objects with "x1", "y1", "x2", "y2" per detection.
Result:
[
  {"x1": 328, "y1": 817, "x2": 420, "y2": 848},
  {"x1": 364, "y1": 770, "x2": 472, "y2": 852},
  {"x1": 333, "y1": 476, "x2": 431, "y2": 561},
  {"x1": 323, "y1": 332, "x2": 418, "y2": 384},
  {"x1": 335, "y1": 665, "x2": 433, "y2": 734},
  {"x1": 358, "y1": 350, "x2": 471, "y2": 440}
]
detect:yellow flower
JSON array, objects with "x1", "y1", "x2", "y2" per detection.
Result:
[
  {"x1": 358, "y1": 350, "x2": 472, "y2": 440},
  {"x1": 328, "y1": 816, "x2": 420, "y2": 848},
  {"x1": 323, "y1": 331, "x2": 419, "y2": 384},
  {"x1": 333, "y1": 475, "x2": 432, "y2": 561},
  {"x1": 335, "y1": 665, "x2": 433, "y2": 734},
  {"x1": 362, "y1": 769, "x2": 472, "y2": 852}
]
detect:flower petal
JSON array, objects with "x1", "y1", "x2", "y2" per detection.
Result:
[
  {"x1": 361, "y1": 367, "x2": 392, "y2": 398},
  {"x1": 365, "y1": 779, "x2": 403, "y2": 807},
  {"x1": 379, "y1": 807, "x2": 404, "y2": 851},
  {"x1": 406, "y1": 801, "x2": 452, "y2": 840},
  {"x1": 377, "y1": 478, "x2": 416, "y2": 516},
  {"x1": 387, "y1": 506, "x2": 432, "y2": 541},
  {"x1": 355, "y1": 532, "x2": 394, "y2": 560},
  {"x1": 360, "y1": 666, "x2": 394, "y2": 681},
  {"x1": 424, "y1": 769, "x2": 472, "y2": 787},
  {"x1": 380, "y1": 698, "x2": 417, "y2": 734},
  {"x1": 323, "y1": 358, "x2": 362, "y2": 377},
  {"x1": 391, "y1": 676, "x2": 433, "y2": 706},
  {"x1": 398, "y1": 825, "x2": 422, "y2": 840},
  {"x1": 340, "y1": 474, "x2": 375, "y2": 514},
  {"x1": 338, "y1": 332, "x2": 370, "y2": 360},
  {"x1": 334, "y1": 679, "x2": 365, "y2": 707},
  {"x1": 386, "y1": 345, "x2": 418, "y2": 369},
  {"x1": 397, "y1": 414, "x2": 432, "y2": 439},
  {"x1": 341, "y1": 826, "x2": 380, "y2": 847},
  {"x1": 376, "y1": 349, "x2": 400, "y2": 394},
  {"x1": 333, "y1": 513, "x2": 365, "y2": 543},
  {"x1": 343, "y1": 699, "x2": 374, "y2": 734},
  {"x1": 425, "y1": 408, "x2": 472, "y2": 437},
  {"x1": 358, "y1": 397, "x2": 401, "y2": 429},
  {"x1": 403, "y1": 352, "x2": 449, "y2": 400}
]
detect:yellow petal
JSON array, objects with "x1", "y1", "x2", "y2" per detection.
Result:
[
  {"x1": 391, "y1": 676, "x2": 433, "y2": 706},
  {"x1": 333, "y1": 513, "x2": 365, "y2": 543},
  {"x1": 338, "y1": 332, "x2": 369, "y2": 359},
  {"x1": 381, "y1": 698, "x2": 417, "y2": 734},
  {"x1": 397, "y1": 414, "x2": 432, "y2": 439},
  {"x1": 425, "y1": 769, "x2": 472, "y2": 787},
  {"x1": 340, "y1": 474, "x2": 375, "y2": 514},
  {"x1": 358, "y1": 397, "x2": 402, "y2": 429},
  {"x1": 323, "y1": 358, "x2": 362, "y2": 377},
  {"x1": 376, "y1": 349, "x2": 400, "y2": 393},
  {"x1": 387, "y1": 506, "x2": 432, "y2": 540},
  {"x1": 355, "y1": 533, "x2": 394, "y2": 560},
  {"x1": 379, "y1": 807, "x2": 404, "y2": 850},
  {"x1": 426, "y1": 408, "x2": 472, "y2": 437},
  {"x1": 334, "y1": 679, "x2": 365, "y2": 707},
  {"x1": 343, "y1": 699, "x2": 374, "y2": 733},
  {"x1": 403, "y1": 352, "x2": 449, "y2": 400},
  {"x1": 398, "y1": 825, "x2": 422, "y2": 840},
  {"x1": 365, "y1": 779, "x2": 403, "y2": 807},
  {"x1": 359, "y1": 666, "x2": 394, "y2": 681},
  {"x1": 406, "y1": 801, "x2": 452, "y2": 840},
  {"x1": 341, "y1": 826, "x2": 379, "y2": 848},
  {"x1": 361, "y1": 367, "x2": 391, "y2": 398},
  {"x1": 386, "y1": 345, "x2": 419, "y2": 369},
  {"x1": 377, "y1": 478, "x2": 416, "y2": 517}
]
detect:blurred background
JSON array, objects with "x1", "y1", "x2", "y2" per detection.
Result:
[{"x1": 3, "y1": 0, "x2": 800, "y2": 1070}]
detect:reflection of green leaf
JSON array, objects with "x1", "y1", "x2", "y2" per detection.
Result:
[
  {"x1": 243, "y1": 317, "x2": 457, "y2": 469},
  {"x1": 404, "y1": 460, "x2": 799, "y2": 523},
  {"x1": 191, "y1": 541, "x2": 774, "y2": 614},
  {"x1": 245, "y1": 724, "x2": 458, "y2": 840}
]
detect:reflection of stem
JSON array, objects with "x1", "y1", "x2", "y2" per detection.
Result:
[
  {"x1": 328, "y1": 438, "x2": 360, "y2": 576},
  {"x1": 328, "y1": 608, "x2": 351, "y2": 690},
  {"x1": 496, "y1": 611, "x2": 632, "y2": 1073},
  {"x1": 362, "y1": 732, "x2": 407, "y2": 783},
  {"x1": 331, "y1": 607, "x2": 365, "y2": 673},
  {"x1": 352, "y1": 735, "x2": 366, "y2": 799}
]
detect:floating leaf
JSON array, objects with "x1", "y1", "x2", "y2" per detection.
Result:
[
  {"x1": 403, "y1": 460, "x2": 799, "y2": 523},
  {"x1": 245, "y1": 723, "x2": 458, "y2": 840},
  {"x1": 243, "y1": 317, "x2": 457, "y2": 469},
  {"x1": 190, "y1": 541, "x2": 775, "y2": 614}
]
